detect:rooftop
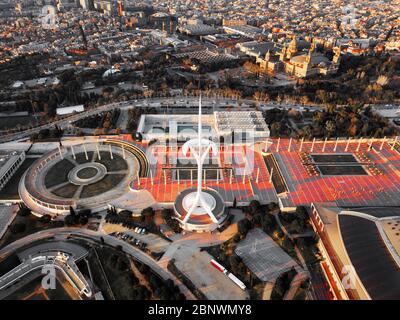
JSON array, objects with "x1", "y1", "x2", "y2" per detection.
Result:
[{"x1": 0, "y1": 150, "x2": 24, "y2": 179}]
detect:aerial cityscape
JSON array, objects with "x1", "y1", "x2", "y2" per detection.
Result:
[{"x1": 0, "y1": 0, "x2": 399, "y2": 305}]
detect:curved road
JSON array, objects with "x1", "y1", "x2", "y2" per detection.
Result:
[{"x1": 0, "y1": 227, "x2": 196, "y2": 300}]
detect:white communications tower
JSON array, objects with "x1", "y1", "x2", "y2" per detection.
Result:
[{"x1": 181, "y1": 96, "x2": 219, "y2": 224}]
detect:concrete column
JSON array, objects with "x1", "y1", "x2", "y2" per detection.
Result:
[
  {"x1": 71, "y1": 145, "x2": 76, "y2": 160},
  {"x1": 380, "y1": 136, "x2": 386, "y2": 151},
  {"x1": 264, "y1": 139, "x2": 269, "y2": 152},
  {"x1": 356, "y1": 138, "x2": 362, "y2": 152},
  {"x1": 83, "y1": 144, "x2": 88, "y2": 160},
  {"x1": 96, "y1": 144, "x2": 101, "y2": 160},
  {"x1": 391, "y1": 136, "x2": 398, "y2": 151},
  {"x1": 368, "y1": 138, "x2": 373, "y2": 151},
  {"x1": 322, "y1": 137, "x2": 327, "y2": 152},
  {"x1": 288, "y1": 137, "x2": 292, "y2": 152},
  {"x1": 334, "y1": 138, "x2": 339, "y2": 152},
  {"x1": 345, "y1": 137, "x2": 351, "y2": 152},
  {"x1": 109, "y1": 145, "x2": 114, "y2": 159}
]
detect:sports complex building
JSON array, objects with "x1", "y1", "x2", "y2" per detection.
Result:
[
  {"x1": 16, "y1": 110, "x2": 400, "y2": 299},
  {"x1": 130, "y1": 133, "x2": 400, "y2": 300}
]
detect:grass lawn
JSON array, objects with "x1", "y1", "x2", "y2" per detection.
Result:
[
  {"x1": 44, "y1": 159, "x2": 75, "y2": 188},
  {"x1": 80, "y1": 174, "x2": 125, "y2": 198},
  {"x1": 94, "y1": 152, "x2": 127, "y2": 171},
  {"x1": 52, "y1": 183, "x2": 79, "y2": 199}
]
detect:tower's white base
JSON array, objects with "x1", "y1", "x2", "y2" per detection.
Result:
[{"x1": 182, "y1": 191, "x2": 217, "y2": 215}]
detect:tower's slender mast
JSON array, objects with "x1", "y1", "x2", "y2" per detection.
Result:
[
  {"x1": 182, "y1": 95, "x2": 218, "y2": 224},
  {"x1": 197, "y1": 95, "x2": 203, "y2": 195}
]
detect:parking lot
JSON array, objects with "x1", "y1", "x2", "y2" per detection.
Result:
[{"x1": 102, "y1": 222, "x2": 170, "y2": 254}]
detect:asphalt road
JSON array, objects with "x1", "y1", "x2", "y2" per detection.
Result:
[{"x1": 0, "y1": 227, "x2": 196, "y2": 300}]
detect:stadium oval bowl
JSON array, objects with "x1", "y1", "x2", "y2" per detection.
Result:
[{"x1": 19, "y1": 141, "x2": 148, "y2": 217}]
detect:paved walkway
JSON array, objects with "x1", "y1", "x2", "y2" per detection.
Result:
[{"x1": 262, "y1": 281, "x2": 275, "y2": 300}]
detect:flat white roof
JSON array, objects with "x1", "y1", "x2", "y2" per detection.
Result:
[
  {"x1": 0, "y1": 150, "x2": 24, "y2": 179},
  {"x1": 214, "y1": 111, "x2": 270, "y2": 135},
  {"x1": 56, "y1": 105, "x2": 84, "y2": 115}
]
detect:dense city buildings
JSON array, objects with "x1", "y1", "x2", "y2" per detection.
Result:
[{"x1": 0, "y1": 0, "x2": 399, "y2": 305}]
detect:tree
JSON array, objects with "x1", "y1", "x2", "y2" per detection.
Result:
[
  {"x1": 17, "y1": 205, "x2": 31, "y2": 217},
  {"x1": 69, "y1": 206, "x2": 76, "y2": 217},
  {"x1": 117, "y1": 258, "x2": 128, "y2": 271},
  {"x1": 237, "y1": 218, "x2": 252, "y2": 236},
  {"x1": 282, "y1": 235, "x2": 294, "y2": 252},
  {"x1": 248, "y1": 200, "x2": 261, "y2": 215},
  {"x1": 39, "y1": 214, "x2": 51, "y2": 224},
  {"x1": 233, "y1": 234, "x2": 241, "y2": 243},
  {"x1": 295, "y1": 206, "x2": 309, "y2": 221},
  {"x1": 267, "y1": 202, "x2": 279, "y2": 212},
  {"x1": 79, "y1": 215, "x2": 89, "y2": 225},
  {"x1": 141, "y1": 207, "x2": 155, "y2": 218},
  {"x1": 10, "y1": 222, "x2": 26, "y2": 234},
  {"x1": 270, "y1": 122, "x2": 281, "y2": 137},
  {"x1": 229, "y1": 254, "x2": 242, "y2": 274},
  {"x1": 64, "y1": 214, "x2": 77, "y2": 226},
  {"x1": 252, "y1": 213, "x2": 263, "y2": 226},
  {"x1": 325, "y1": 120, "x2": 336, "y2": 138},
  {"x1": 161, "y1": 208, "x2": 172, "y2": 220},
  {"x1": 290, "y1": 219, "x2": 305, "y2": 234},
  {"x1": 119, "y1": 210, "x2": 133, "y2": 219},
  {"x1": 262, "y1": 213, "x2": 275, "y2": 233}
]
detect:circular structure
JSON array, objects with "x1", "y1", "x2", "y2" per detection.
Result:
[
  {"x1": 19, "y1": 141, "x2": 148, "y2": 217},
  {"x1": 174, "y1": 187, "x2": 227, "y2": 232},
  {"x1": 68, "y1": 163, "x2": 107, "y2": 186},
  {"x1": 182, "y1": 191, "x2": 217, "y2": 215}
]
